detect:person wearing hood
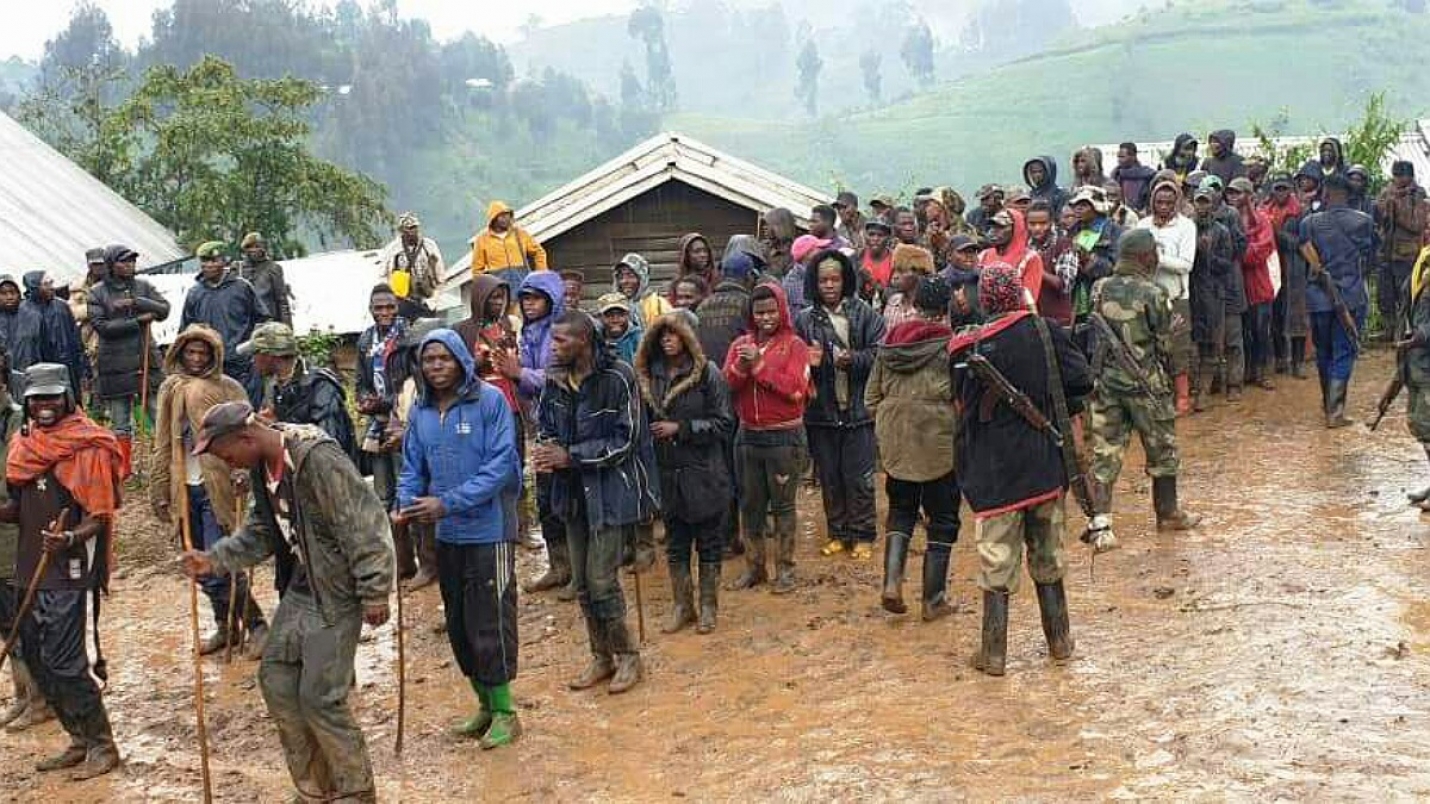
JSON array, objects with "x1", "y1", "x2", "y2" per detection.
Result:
[
  {"x1": 949, "y1": 261, "x2": 1092, "y2": 677},
  {"x1": 1375, "y1": 161, "x2": 1429, "y2": 336},
  {"x1": 1084, "y1": 230, "x2": 1201, "y2": 549},
  {"x1": 19, "y1": 271, "x2": 85, "y2": 398},
  {"x1": 796, "y1": 250, "x2": 885, "y2": 561},
  {"x1": 1300, "y1": 174, "x2": 1376, "y2": 428},
  {"x1": 672, "y1": 233, "x2": 717, "y2": 297},
  {"x1": 396, "y1": 328, "x2": 523, "y2": 749},
  {"x1": 534, "y1": 311, "x2": 659, "y2": 695},
  {"x1": 866, "y1": 276, "x2": 960, "y2": 620},
  {"x1": 612, "y1": 252, "x2": 671, "y2": 330},
  {"x1": 0, "y1": 275, "x2": 34, "y2": 398},
  {"x1": 87, "y1": 246, "x2": 170, "y2": 469},
  {"x1": 881, "y1": 244, "x2": 937, "y2": 331},
  {"x1": 1163, "y1": 134, "x2": 1200, "y2": 186},
  {"x1": 1113, "y1": 142, "x2": 1157, "y2": 213},
  {"x1": 244, "y1": 322, "x2": 359, "y2": 461},
  {"x1": 723, "y1": 282, "x2": 810, "y2": 594},
  {"x1": 471, "y1": 201, "x2": 547, "y2": 288},
  {"x1": 1200, "y1": 130, "x2": 1247, "y2": 184},
  {"x1": 635, "y1": 310, "x2": 734, "y2": 634},
  {"x1": 1189, "y1": 184, "x2": 1244, "y2": 409},
  {"x1": 1024, "y1": 155, "x2": 1069, "y2": 217},
  {"x1": 980, "y1": 207, "x2": 1045, "y2": 306},
  {"x1": 238, "y1": 232, "x2": 294, "y2": 327},
  {"x1": 1318, "y1": 137, "x2": 1347, "y2": 180},
  {"x1": 1226, "y1": 177, "x2": 1278, "y2": 390},
  {"x1": 1260, "y1": 173, "x2": 1309, "y2": 378},
  {"x1": 1071, "y1": 146, "x2": 1108, "y2": 190},
  {"x1": 376, "y1": 214, "x2": 444, "y2": 319},
  {"x1": 151, "y1": 324, "x2": 269, "y2": 656},
  {"x1": 181, "y1": 241, "x2": 270, "y2": 393},
  {"x1": 761, "y1": 207, "x2": 799, "y2": 277}
]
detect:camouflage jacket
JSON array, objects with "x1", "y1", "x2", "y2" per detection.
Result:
[{"x1": 1091, "y1": 264, "x2": 1174, "y2": 398}]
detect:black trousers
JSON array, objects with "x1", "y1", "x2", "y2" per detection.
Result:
[
  {"x1": 885, "y1": 472, "x2": 961, "y2": 545},
  {"x1": 20, "y1": 589, "x2": 106, "y2": 743},
  {"x1": 0, "y1": 580, "x2": 14, "y2": 657},
  {"x1": 666, "y1": 514, "x2": 724, "y2": 567},
  {"x1": 807, "y1": 424, "x2": 878, "y2": 544},
  {"x1": 437, "y1": 541, "x2": 519, "y2": 686}
]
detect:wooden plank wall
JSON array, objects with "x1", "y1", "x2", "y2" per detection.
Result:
[{"x1": 545, "y1": 181, "x2": 764, "y2": 302}]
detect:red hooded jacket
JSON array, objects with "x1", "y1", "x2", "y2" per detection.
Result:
[
  {"x1": 722, "y1": 282, "x2": 811, "y2": 429},
  {"x1": 979, "y1": 208, "x2": 1044, "y2": 304},
  {"x1": 1239, "y1": 204, "x2": 1277, "y2": 306}
]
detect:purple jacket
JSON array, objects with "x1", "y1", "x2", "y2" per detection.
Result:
[{"x1": 517, "y1": 270, "x2": 566, "y2": 400}]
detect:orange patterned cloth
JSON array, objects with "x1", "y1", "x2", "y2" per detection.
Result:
[{"x1": 7, "y1": 411, "x2": 124, "y2": 517}]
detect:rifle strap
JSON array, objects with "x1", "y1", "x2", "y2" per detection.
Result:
[{"x1": 1032, "y1": 317, "x2": 1090, "y2": 517}]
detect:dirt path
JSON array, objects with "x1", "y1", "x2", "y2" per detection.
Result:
[{"x1": 5, "y1": 350, "x2": 1430, "y2": 801}]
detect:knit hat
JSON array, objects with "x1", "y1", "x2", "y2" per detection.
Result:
[
  {"x1": 791, "y1": 234, "x2": 833, "y2": 265},
  {"x1": 891, "y1": 244, "x2": 935, "y2": 275},
  {"x1": 979, "y1": 261, "x2": 1024, "y2": 315},
  {"x1": 913, "y1": 276, "x2": 950, "y2": 315}
]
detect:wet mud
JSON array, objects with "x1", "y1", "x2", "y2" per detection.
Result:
[{"x1": 5, "y1": 349, "x2": 1430, "y2": 801}]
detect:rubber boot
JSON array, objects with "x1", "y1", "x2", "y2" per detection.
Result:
[
  {"x1": 0, "y1": 658, "x2": 32, "y2": 728},
  {"x1": 662, "y1": 561, "x2": 696, "y2": 634},
  {"x1": 452, "y1": 678, "x2": 491, "y2": 738},
  {"x1": 771, "y1": 516, "x2": 797, "y2": 595},
  {"x1": 1035, "y1": 580, "x2": 1075, "y2": 660},
  {"x1": 696, "y1": 562, "x2": 720, "y2": 635},
  {"x1": 36, "y1": 739, "x2": 88, "y2": 772},
  {"x1": 1290, "y1": 337, "x2": 1307, "y2": 379},
  {"x1": 970, "y1": 590, "x2": 1008, "y2": 677},
  {"x1": 721, "y1": 501, "x2": 744, "y2": 559},
  {"x1": 70, "y1": 707, "x2": 120, "y2": 781},
  {"x1": 242, "y1": 589, "x2": 269, "y2": 661},
  {"x1": 406, "y1": 524, "x2": 439, "y2": 590},
  {"x1": 605, "y1": 619, "x2": 644, "y2": 695},
  {"x1": 524, "y1": 530, "x2": 572, "y2": 593},
  {"x1": 3, "y1": 658, "x2": 53, "y2": 732},
  {"x1": 920, "y1": 542, "x2": 955, "y2": 622},
  {"x1": 728, "y1": 534, "x2": 767, "y2": 590},
  {"x1": 1409, "y1": 444, "x2": 1430, "y2": 506},
  {"x1": 199, "y1": 594, "x2": 234, "y2": 656},
  {"x1": 480, "y1": 683, "x2": 522, "y2": 749},
  {"x1": 567, "y1": 616, "x2": 614, "y2": 691},
  {"x1": 1325, "y1": 379, "x2": 1353, "y2": 429},
  {"x1": 1173, "y1": 372, "x2": 1192, "y2": 417},
  {"x1": 881, "y1": 532, "x2": 911, "y2": 614},
  {"x1": 1191, "y1": 362, "x2": 1207, "y2": 413},
  {"x1": 1153, "y1": 476, "x2": 1202, "y2": 531}
]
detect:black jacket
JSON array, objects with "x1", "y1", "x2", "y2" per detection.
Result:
[
  {"x1": 88, "y1": 275, "x2": 170, "y2": 400},
  {"x1": 694, "y1": 280, "x2": 750, "y2": 367},
  {"x1": 635, "y1": 315, "x2": 734, "y2": 524},
  {"x1": 794, "y1": 250, "x2": 886, "y2": 428},
  {"x1": 180, "y1": 270, "x2": 269, "y2": 382},
  {"x1": 21, "y1": 272, "x2": 87, "y2": 394},
  {"x1": 271, "y1": 359, "x2": 358, "y2": 462},
  {"x1": 1189, "y1": 217, "x2": 1242, "y2": 341},
  {"x1": 239, "y1": 257, "x2": 292, "y2": 327}
]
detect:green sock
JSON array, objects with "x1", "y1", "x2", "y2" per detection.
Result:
[{"x1": 486, "y1": 683, "x2": 514, "y2": 715}]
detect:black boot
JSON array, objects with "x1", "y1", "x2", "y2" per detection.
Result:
[
  {"x1": 568, "y1": 615, "x2": 614, "y2": 690},
  {"x1": 1326, "y1": 379, "x2": 1353, "y2": 428},
  {"x1": 1153, "y1": 476, "x2": 1201, "y2": 531},
  {"x1": 70, "y1": 706, "x2": 119, "y2": 781},
  {"x1": 970, "y1": 590, "x2": 1008, "y2": 676},
  {"x1": 771, "y1": 515, "x2": 797, "y2": 595},
  {"x1": 605, "y1": 619, "x2": 644, "y2": 695},
  {"x1": 242, "y1": 590, "x2": 269, "y2": 661},
  {"x1": 1291, "y1": 338, "x2": 1307, "y2": 379},
  {"x1": 662, "y1": 561, "x2": 696, "y2": 634},
  {"x1": 880, "y1": 532, "x2": 910, "y2": 614},
  {"x1": 728, "y1": 533, "x2": 767, "y2": 590},
  {"x1": 920, "y1": 542, "x2": 954, "y2": 622},
  {"x1": 1035, "y1": 581, "x2": 1075, "y2": 660},
  {"x1": 525, "y1": 528, "x2": 572, "y2": 593},
  {"x1": 697, "y1": 562, "x2": 720, "y2": 634}
]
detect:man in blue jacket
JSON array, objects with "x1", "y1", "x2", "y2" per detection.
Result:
[{"x1": 396, "y1": 328, "x2": 522, "y2": 749}]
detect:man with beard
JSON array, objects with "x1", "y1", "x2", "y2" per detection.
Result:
[
  {"x1": 376, "y1": 214, "x2": 444, "y2": 319},
  {"x1": 88, "y1": 246, "x2": 170, "y2": 473},
  {"x1": 151, "y1": 325, "x2": 268, "y2": 656},
  {"x1": 4, "y1": 363, "x2": 124, "y2": 779},
  {"x1": 181, "y1": 241, "x2": 269, "y2": 394},
  {"x1": 238, "y1": 233, "x2": 293, "y2": 327},
  {"x1": 182, "y1": 400, "x2": 393, "y2": 802},
  {"x1": 19, "y1": 271, "x2": 85, "y2": 398},
  {"x1": 535, "y1": 312, "x2": 658, "y2": 694}
]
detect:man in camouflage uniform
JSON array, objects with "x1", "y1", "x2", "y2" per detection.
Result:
[
  {"x1": 1085, "y1": 229, "x2": 1201, "y2": 540},
  {"x1": 1401, "y1": 248, "x2": 1430, "y2": 511}
]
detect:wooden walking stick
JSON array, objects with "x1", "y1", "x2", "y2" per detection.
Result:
[
  {"x1": 632, "y1": 562, "x2": 646, "y2": 645},
  {"x1": 178, "y1": 489, "x2": 215, "y2": 804},
  {"x1": 0, "y1": 509, "x2": 69, "y2": 674},
  {"x1": 394, "y1": 536, "x2": 406, "y2": 757},
  {"x1": 223, "y1": 494, "x2": 247, "y2": 663}
]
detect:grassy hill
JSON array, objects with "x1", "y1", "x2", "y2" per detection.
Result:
[{"x1": 667, "y1": 0, "x2": 1430, "y2": 200}]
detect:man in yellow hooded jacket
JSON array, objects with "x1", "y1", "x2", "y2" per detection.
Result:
[{"x1": 471, "y1": 201, "x2": 548, "y2": 287}]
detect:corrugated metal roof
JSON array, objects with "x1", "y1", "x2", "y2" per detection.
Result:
[
  {"x1": 441, "y1": 131, "x2": 831, "y2": 291},
  {"x1": 0, "y1": 110, "x2": 185, "y2": 284}
]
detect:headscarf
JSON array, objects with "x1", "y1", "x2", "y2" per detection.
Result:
[{"x1": 978, "y1": 260, "x2": 1024, "y2": 315}]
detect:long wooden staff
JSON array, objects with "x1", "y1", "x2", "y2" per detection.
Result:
[
  {"x1": 223, "y1": 494, "x2": 247, "y2": 664},
  {"x1": 632, "y1": 560, "x2": 646, "y2": 644},
  {"x1": 178, "y1": 486, "x2": 214, "y2": 803},
  {"x1": 139, "y1": 323, "x2": 151, "y2": 420},
  {"x1": 0, "y1": 508, "x2": 69, "y2": 673},
  {"x1": 394, "y1": 529, "x2": 406, "y2": 757}
]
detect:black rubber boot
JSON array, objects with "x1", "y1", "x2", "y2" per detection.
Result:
[
  {"x1": 1153, "y1": 476, "x2": 1202, "y2": 531},
  {"x1": 880, "y1": 532, "x2": 911, "y2": 614},
  {"x1": 728, "y1": 534, "x2": 767, "y2": 590},
  {"x1": 1035, "y1": 580, "x2": 1075, "y2": 660},
  {"x1": 1290, "y1": 338, "x2": 1308, "y2": 379},
  {"x1": 70, "y1": 707, "x2": 119, "y2": 781},
  {"x1": 568, "y1": 615, "x2": 614, "y2": 691},
  {"x1": 525, "y1": 529, "x2": 572, "y2": 593},
  {"x1": 920, "y1": 542, "x2": 954, "y2": 622},
  {"x1": 605, "y1": 619, "x2": 644, "y2": 695},
  {"x1": 1326, "y1": 379, "x2": 1353, "y2": 428},
  {"x1": 662, "y1": 561, "x2": 696, "y2": 634},
  {"x1": 771, "y1": 515, "x2": 797, "y2": 595},
  {"x1": 697, "y1": 562, "x2": 720, "y2": 634},
  {"x1": 970, "y1": 590, "x2": 1008, "y2": 676}
]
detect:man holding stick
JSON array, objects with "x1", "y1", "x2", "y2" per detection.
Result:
[
  {"x1": 180, "y1": 401, "x2": 394, "y2": 803},
  {"x1": 2, "y1": 363, "x2": 124, "y2": 779}
]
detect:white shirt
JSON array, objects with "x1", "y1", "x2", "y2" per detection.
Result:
[{"x1": 1136, "y1": 214, "x2": 1197, "y2": 302}]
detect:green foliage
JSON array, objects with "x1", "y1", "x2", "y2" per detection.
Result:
[
  {"x1": 1341, "y1": 92, "x2": 1406, "y2": 192},
  {"x1": 297, "y1": 329, "x2": 343, "y2": 369}
]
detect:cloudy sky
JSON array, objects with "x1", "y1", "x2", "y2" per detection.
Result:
[{"x1": 0, "y1": 0, "x2": 639, "y2": 60}]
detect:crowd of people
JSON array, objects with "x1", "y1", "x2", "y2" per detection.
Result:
[{"x1": 1, "y1": 132, "x2": 1429, "y2": 800}]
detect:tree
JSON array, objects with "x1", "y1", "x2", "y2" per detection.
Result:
[
  {"x1": 627, "y1": 5, "x2": 677, "y2": 112},
  {"x1": 38, "y1": 1, "x2": 126, "y2": 84},
  {"x1": 900, "y1": 21, "x2": 935, "y2": 87},
  {"x1": 795, "y1": 40, "x2": 822, "y2": 117},
  {"x1": 859, "y1": 50, "x2": 882, "y2": 103}
]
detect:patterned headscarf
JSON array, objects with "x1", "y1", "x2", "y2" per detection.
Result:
[{"x1": 979, "y1": 260, "x2": 1024, "y2": 315}]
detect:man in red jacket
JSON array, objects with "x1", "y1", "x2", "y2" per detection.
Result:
[
  {"x1": 1227, "y1": 177, "x2": 1278, "y2": 390},
  {"x1": 722, "y1": 283, "x2": 810, "y2": 594}
]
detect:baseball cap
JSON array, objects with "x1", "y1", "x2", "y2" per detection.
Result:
[
  {"x1": 870, "y1": 194, "x2": 895, "y2": 209},
  {"x1": 22, "y1": 364, "x2": 70, "y2": 399},
  {"x1": 864, "y1": 218, "x2": 892, "y2": 234},
  {"x1": 237, "y1": 322, "x2": 299, "y2": 357},
  {"x1": 1227, "y1": 177, "x2": 1255, "y2": 195},
  {"x1": 976, "y1": 183, "x2": 1004, "y2": 201},
  {"x1": 191, "y1": 401, "x2": 257, "y2": 456},
  {"x1": 950, "y1": 234, "x2": 979, "y2": 252},
  {"x1": 85, "y1": 247, "x2": 106, "y2": 265},
  {"x1": 595, "y1": 292, "x2": 632, "y2": 315}
]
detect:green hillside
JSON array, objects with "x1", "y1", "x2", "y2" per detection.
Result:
[{"x1": 668, "y1": 0, "x2": 1430, "y2": 200}]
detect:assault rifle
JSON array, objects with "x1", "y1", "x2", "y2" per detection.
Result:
[
  {"x1": 1369, "y1": 373, "x2": 1404, "y2": 432},
  {"x1": 963, "y1": 353, "x2": 1063, "y2": 446},
  {"x1": 1301, "y1": 219, "x2": 1362, "y2": 350},
  {"x1": 1088, "y1": 312, "x2": 1158, "y2": 400}
]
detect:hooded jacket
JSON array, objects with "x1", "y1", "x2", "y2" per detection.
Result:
[
  {"x1": 268, "y1": 358, "x2": 359, "y2": 462},
  {"x1": 1023, "y1": 156, "x2": 1068, "y2": 216},
  {"x1": 1237, "y1": 201, "x2": 1277, "y2": 307},
  {"x1": 1070, "y1": 146, "x2": 1108, "y2": 189},
  {"x1": 537, "y1": 316, "x2": 659, "y2": 532},
  {"x1": 516, "y1": 270, "x2": 567, "y2": 401},
  {"x1": 795, "y1": 250, "x2": 886, "y2": 428},
  {"x1": 865, "y1": 319, "x2": 955, "y2": 482},
  {"x1": 471, "y1": 200, "x2": 548, "y2": 275},
  {"x1": 1113, "y1": 160, "x2": 1157, "y2": 213},
  {"x1": 87, "y1": 257, "x2": 170, "y2": 400},
  {"x1": 19, "y1": 272, "x2": 85, "y2": 394},
  {"x1": 1189, "y1": 212, "x2": 1239, "y2": 341},
  {"x1": 397, "y1": 329, "x2": 522, "y2": 546},
  {"x1": 696, "y1": 276, "x2": 750, "y2": 368},
  {"x1": 1136, "y1": 179, "x2": 1198, "y2": 302},
  {"x1": 723, "y1": 282, "x2": 811, "y2": 429},
  {"x1": 180, "y1": 269, "x2": 268, "y2": 381},
  {"x1": 979, "y1": 208, "x2": 1045, "y2": 304},
  {"x1": 635, "y1": 314, "x2": 734, "y2": 523},
  {"x1": 0, "y1": 276, "x2": 31, "y2": 398},
  {"x1": 151, "y1": 325, "x2": 249, "y2": 533},
  {"x1": 613, "y1": 253, "x2": 672, "y2": 328},
  {"x1": 1200, "y1": 130, "x2": 1247, "y2": 184},
  {"x1": 1164, "y1": 133, "x2": 1200, "y2": 182},
  {"x1": 454, "y1": 274, "x2": 520, "y2": 411},
  {"x1": 1318, "y1": 137, "x2": 1346, "y2": 179},
  {"x1": 675, "y1": 233, "x2": 716, "y2": 287}
]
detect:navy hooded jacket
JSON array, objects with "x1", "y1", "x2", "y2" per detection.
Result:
[{"x1": 20, "y1": 271, "x2": 86, "y2": 396}]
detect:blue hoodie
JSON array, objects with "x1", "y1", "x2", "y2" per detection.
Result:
[
  {"x1": 516, "y1": 271, "x2": 566, "y2": 401},
  {"x1": 397, "y1": 328, "x2": 522, "y2": 545}
]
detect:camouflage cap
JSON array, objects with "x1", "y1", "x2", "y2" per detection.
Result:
[
  {"x1": 192, "y1": 401, "x2": 257, "y2": 456},
  {"x1": 870, "y1": 194, "x2": 895, "y2": 209},
  {"x1": 237, "y1": 321, "x2": 298, "y2": 357},
  {"x1": 397, "y1": 212, "x2": 421, "y2": 230},
  {"x1": 240, "y1": 232, "x2": 266, "y2": 249},
  {"x1": 195, "y1": 241, "x2": 226, "y2": 260},
  {"x1": 595, "y1": 292, "x2": 632, "y2": 315}
]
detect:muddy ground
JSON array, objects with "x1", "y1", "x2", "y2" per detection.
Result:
[{"x1": 4, "y1": 349, "x2": 1430, "y2": 801}]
